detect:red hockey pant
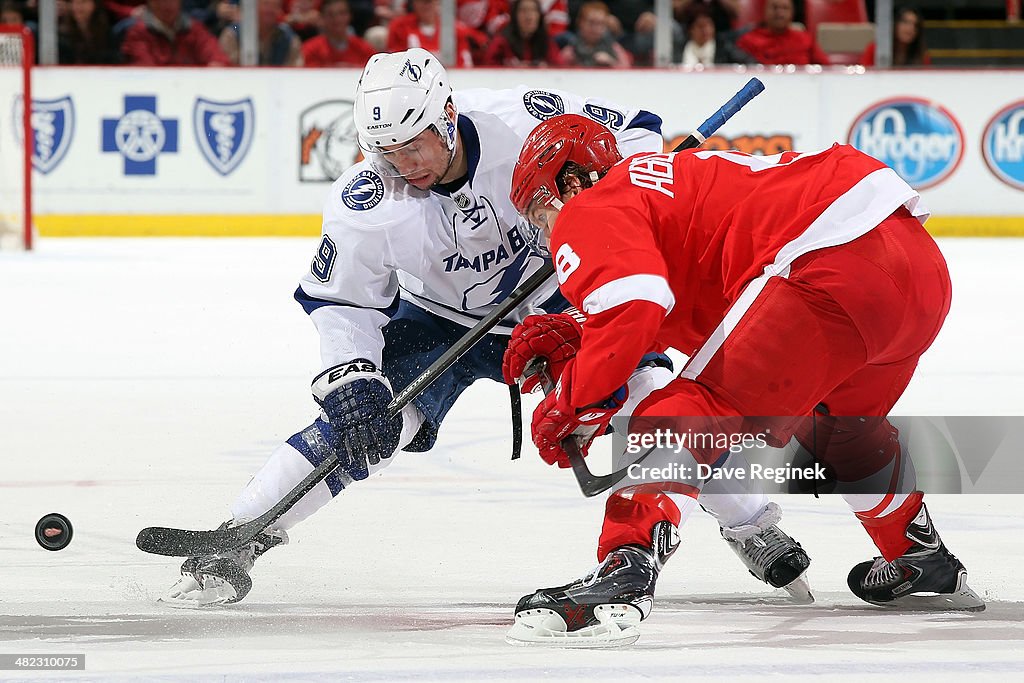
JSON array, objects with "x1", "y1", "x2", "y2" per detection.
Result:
[{"x1": 598, "y1": 208, "x2": 952, "y2": 560}]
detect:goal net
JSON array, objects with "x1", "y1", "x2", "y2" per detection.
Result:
[{"x1": 0, "y1": 27, "x2": 33, "y2": 250}]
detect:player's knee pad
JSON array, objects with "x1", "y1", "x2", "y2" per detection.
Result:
[{"x1": 795, "y1": 415, "x2": 903, "y2": 482}]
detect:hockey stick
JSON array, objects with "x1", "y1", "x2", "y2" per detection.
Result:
[
  {"x1": 136, "y1": 264, "x2": 557, "y2": 557},
  {"x1": 561, "y1": 77, "x2": 766, "y2": 497},
  {"x1": 136, "y1": 79, "x2": 766, "y2": 554},
  {"x1": 528, "y1": 362, "x2": 661, "y2": 498},
  {"x1": 677, "y1": 78, "x2": 765, "y2": 152}
]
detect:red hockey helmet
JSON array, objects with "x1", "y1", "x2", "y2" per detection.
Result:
[{"x1": 510, "y1": 114, "x2": 623, "y2": 218}]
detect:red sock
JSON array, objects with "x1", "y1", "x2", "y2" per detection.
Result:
[
  {"x1": 596, "y1": 483, "x2": 696, "y2": 561},
  {"x1": 855, "y1": 490, "x2": 924, "y2": 562}
]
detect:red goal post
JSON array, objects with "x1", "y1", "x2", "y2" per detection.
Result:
[{"x1": 0, "y1": 25, "x2": 33, "y2": 250}]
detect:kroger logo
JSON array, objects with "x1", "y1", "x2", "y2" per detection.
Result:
[
  {"x1": 982, "y1": 100, "x2": 1024, "y2": 191},
  {"x1": 848, "y1": 98, "x2": 963, "y2": 190}
]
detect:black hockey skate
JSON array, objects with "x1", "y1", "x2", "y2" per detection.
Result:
[
  {"x1": 848, "y1": 503, "x2": 984, "y2": 611},
  {"x1": 160, "y1": 521, "x2": 288, "y2": 608},
  {"x1": 506, "y1": 521, "x2": 678, "y2": 647},
  {"x1": 720, "y1": 502, "x2": 813, "y2": 604}
]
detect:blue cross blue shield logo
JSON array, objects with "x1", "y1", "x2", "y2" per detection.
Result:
[
  {"x1": 101, "y1": 95, "x2": 178, "y2": 176},
  {"x1": 193, "y1": 97, "x2": 254, "y2": 176},
  {"x1": 32, "y1": 96, "x2": 75, "y2": 174},
  {"x1": 8, "y1": 95, "x2": 75, "y2": 174}
]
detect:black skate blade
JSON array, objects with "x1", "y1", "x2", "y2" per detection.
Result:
[{"x1": 136, "y1": 525, "x2": 255, "y2": 557}]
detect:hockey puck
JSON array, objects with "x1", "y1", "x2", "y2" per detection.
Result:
[{"x1": 35, "y1": 513, "x2": 73, "y2": 551}]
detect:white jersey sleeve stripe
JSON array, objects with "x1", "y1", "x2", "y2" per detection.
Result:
[
  {"x1": 681, "y1": 266, "x2": 785, "y2": 380},
  {"x1": 581, "y1": 274, "x2": 676, "y2": 316},
  {"x1": 692, "y1": 148, "x2": 824, "y2": 170},
  {"x1": 765, "y1": 167, "x2": 924, "y2": 276}
]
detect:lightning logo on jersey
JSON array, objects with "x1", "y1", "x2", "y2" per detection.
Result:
[
  {"x1": 342, "y1": 170, "x2": 385, "y2": 211},
  {"x1": 524, "y1": 91, "x2": 566, "y2": 121}
]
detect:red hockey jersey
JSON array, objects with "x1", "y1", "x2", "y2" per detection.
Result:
[{"x1": 549, "y1": 144, "x2": 926, "y2": 408}]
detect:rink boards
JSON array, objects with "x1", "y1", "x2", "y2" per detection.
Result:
[{"x1": 4, "y1": 66, "x2": 1023, "y2": 237}]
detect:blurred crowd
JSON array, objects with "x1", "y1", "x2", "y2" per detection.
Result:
[{"x1": 0, "y1": 0, "x2": 932, "y2": 68}]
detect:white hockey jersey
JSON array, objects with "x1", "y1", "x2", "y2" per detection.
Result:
[{"x1": 296, "y1": 86, "x2": 664, "y2": 370}]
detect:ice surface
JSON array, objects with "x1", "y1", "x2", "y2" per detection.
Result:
[{"x1": 0, "y1": 238, "x2": 1022, "y2": 681}]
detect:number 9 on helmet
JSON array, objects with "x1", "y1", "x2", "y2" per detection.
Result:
[{"x1": 353, "y1": 48, "x2": 457, "y2": 178}]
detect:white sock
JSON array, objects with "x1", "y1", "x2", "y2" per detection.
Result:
[
  {"x1": 666, "y1": 490, "x2": 701, "y2": 528},
  {"x1": 697, "y1": 452, "x2": 770, "y2": 528},
  {"x1": 230, "y1": 403, "x2": 423, "y2": 530}
]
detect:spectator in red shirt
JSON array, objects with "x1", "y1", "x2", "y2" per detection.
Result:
[
  {"x1": 386, "y1": 0, "x2": 482, "y2": 67},
  {"x1": 736, "y1": 0, "x2": 829, "y2": 65},
  {"x1": 284, "y1": 0, "x2": 322, "y2": 41},
  {"x1": 860, "y1": 6, "x2": 930, "y2": 67},
  {"x1": 302, "y1": 0, "x2": 377, "y2": 66},
  {"x1": 458, "y1": 0, "x2": 508, "y2": 36},
  {"x1": 104, "y1": 0, "x2": 146, "y2": 22},
  {"x1": 483, "y1": 0, "x2": 562, "y2": 65},
  {"x1": 121, "y1": 0, "x2": 229, "y2": 65}
]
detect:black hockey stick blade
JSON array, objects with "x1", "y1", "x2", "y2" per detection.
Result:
[
  {"x1": 136, "y1": 453, "x2": 340, "y2": 556},
  {"x1": 567, "y1": 441, "x2": 659, "y2": 497},
  {"x1": 137, "y1": 525, "x2": 250, "y2": 557},
  {"x1": 525, "y1": 361, "x2": 654, "y2": 497},
  {"x1": 137, "y1": 263, "x2": 558, "y2": 557}
]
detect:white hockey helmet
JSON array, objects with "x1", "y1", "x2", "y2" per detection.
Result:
[{"x1": 353, "y1": 48, "x2": 457, "y2": 176}]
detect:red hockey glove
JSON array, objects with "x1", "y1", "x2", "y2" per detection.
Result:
[
  {"x1": 502, "y1": 313, "x2": 584, "y2": 393},
  {"x1": 531, "y1": 378, "x2": 628, "y2": 468}
]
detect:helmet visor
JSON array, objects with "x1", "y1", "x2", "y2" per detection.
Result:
[
  {"x1": 519, "y1": 187, "x2": 561, "y2": 257},
  {"x1": 359, "y1": 128, "x2": 438, "y2": 178}
]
